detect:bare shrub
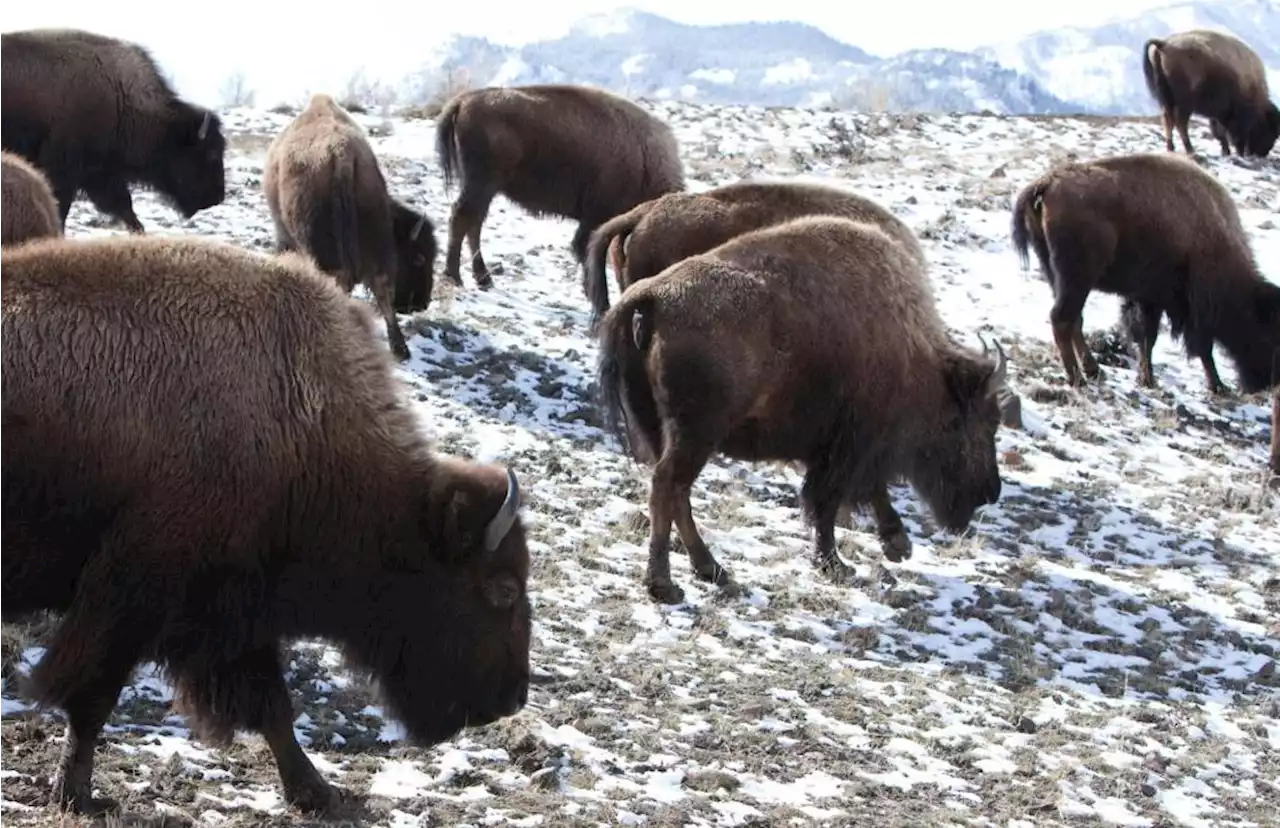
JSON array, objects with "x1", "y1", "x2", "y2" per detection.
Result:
[
  {"x1": 338, "y1": 67, "x2": 399, "y2": 115},
  {"x1": 399, "y1": 62, "x2": 476, "y2": 119},
  {"x1": 218, "y1": 71, "x2": 256, "y2": 109}
]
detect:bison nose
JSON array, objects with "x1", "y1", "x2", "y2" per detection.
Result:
[{"x1": 985, "y1": 476, "x2": 1002, "y2": 504}]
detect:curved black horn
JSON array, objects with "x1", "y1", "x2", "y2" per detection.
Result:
[
  {"x1": 410, "y1": 214, "x2": 426, "y2": 241},
  {"x1": 483, "y1": 468, "x2": 520, "y2": 552},
  {"x1": 989, "y1": 340, "x2": 1008, "y2": 389},
  {"x1": 198, "y1": 112, "x2": 211, "y2": 141}
]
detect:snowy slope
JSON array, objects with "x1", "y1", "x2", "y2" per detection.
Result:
[{"x1": 1, "y1": 102, "x2": 1278, "y2": 827}]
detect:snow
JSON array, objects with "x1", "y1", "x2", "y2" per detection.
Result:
[
  {"x1": 1, "y1": 98, "x2": 1278, "y2": 828},
  {"x1": 761, "y1": 58, "x2": 815, "y2": 86}
]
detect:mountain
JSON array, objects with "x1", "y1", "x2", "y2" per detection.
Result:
[{"x1": 406, "y1": 2, "x2": 1280, "y2": 115}]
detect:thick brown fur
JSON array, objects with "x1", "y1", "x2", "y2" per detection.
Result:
[
  {"x1": 596, "y1": 216, "x2": 1009, "y2": 605},
  {"x1": 1, "y1": 234, "x2": 531, "y2": 816},
  {"x1": 583, "y1": 179, "x2": 928, "y2": 325},
  {"x1": 1011, "y1": 152, "x2": 1280, "y2": 395},
  {"x1": 1, "y1": 27, "x2": 226, "y2": 232},
  {"x1": 1143, "y1": 29, "x2": 1280, "y2": 158},
  {"x1": 263, "y1": 94, "x2": 438, "y2": 362},
  {"x1": 435, "y1": 83, "x2": 685, "y2": 289},
  {"x1": 1, "y1": 151, "x2": 62, "y2": 246}
]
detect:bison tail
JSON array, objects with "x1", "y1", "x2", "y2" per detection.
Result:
[
  {"x1": 596, "y1": 293, "x2": 662, "y2": 465},
  {"x1": 584, "y1": 205, "x2": 648, "y2": 331},
  {"x1": 1010, "y1": 178, "x2": 1049, "y2": 274},
  {"x1": 1142, "y1": 38, "x2": 1175, "y2": 112},
  {"x1": 435, "y1": 99, "x2": 463, "y2": 193},
  {"x1": 331, "y1": 157, "x2": 364, "y2": 290}
]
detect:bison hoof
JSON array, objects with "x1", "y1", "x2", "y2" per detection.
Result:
[
  {"x1": 693, "y1": 561, "x2": 732, "y2": 586},
  {"x1": 53, "y1": 781, "x2": 117, "y2": 816},
  {"x1": 284, "y1": 778, "x2": 339, "y2": 814},
  {"x1": 646, "y1": 577, "x2": 686, "y2": 605},
  {"x1": 880, "y1": 532, "x2": 912, "y2": 563},
  {"x1": 816, "y1": 553, "x2": 856, "y2": 584}
]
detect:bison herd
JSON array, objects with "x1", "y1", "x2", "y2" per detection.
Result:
[{"x1": 1, "y1": 21, "x2": 1278, "y2": 819}]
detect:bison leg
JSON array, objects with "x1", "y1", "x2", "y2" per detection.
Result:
[
  {"x1": 1270, "y1": 389, "x2": 1280, "y2": 475},
  {"x1": 24, "y1": 564, "x2": 162, "y2": 814},
  {"x1": 674, "y1": 490, "x2": 732, "y2": 587},
  {"x1": 1174, "y1": 110, "x2": 1196, "y2": 155},
  {"x1": 644, "y1": 442, "x2": 715, "y2": 604},
  {"x1": 801, "y1": 462, "x2": 857, "y2": 583},
  {"x1": 1160, "y1": 110, "x2": 1176, "y2": 152},
  {"x1": 1121, "y1": 299, "x2": 1162, "y2": 388},
  {"x1": 370, "y1": 275, "x2": 411, "y2": 362},
  {"x1": 445, "y1": 187, "x2": 495, "y2": 289},
  {"x1": 1047, "y1": 246, "x2": 1106, "y2": 386},
  {"x1": 1186, "y1": 328, "x2": 1229, "y2": 396},
  {"x1": 571, "y1": 220, "x2": 601, "y2": 265},
  {"x1": 170, "y1": 645, "x2": 337, "y2": 813},
  {"x1": 870, "y1": 486, "x2": 912, "y2": 563},
  {"x1": 83, "y1": 175, "x2": 145, "y2": 234}
]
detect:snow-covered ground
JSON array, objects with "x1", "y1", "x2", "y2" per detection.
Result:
[{"x1": 2, "y1": 100, "x2": 1278, "y2": 828}]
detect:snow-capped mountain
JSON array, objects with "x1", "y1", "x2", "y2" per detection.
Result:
[{"x1": 414, "y1": 2, "x2": 1279, "y2": 115}]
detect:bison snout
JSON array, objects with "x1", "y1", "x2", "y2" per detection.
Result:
[{"x1": 984, "y1": 476, "x2": 1002, "y2": 506}]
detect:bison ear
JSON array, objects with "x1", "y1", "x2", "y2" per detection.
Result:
[
  {"x1": 943, "y1": 355, "x2": 994, "y2": 412},
  {"x1": 423, "y1": 460, "x2": 520, "y2": 561}
]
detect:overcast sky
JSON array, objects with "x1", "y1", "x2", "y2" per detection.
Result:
[{"x1": 3, "y1": 0, "x2": 1179, "y2": 106}]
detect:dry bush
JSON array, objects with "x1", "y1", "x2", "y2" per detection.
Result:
[
  {"x1": 398, "y1": 64, "x2": 476, "y2": 120},
  {"x1": 338, "y1": 67, "x2": 399, "y2": 115},
  {"x1": 217, "y1": 71, "x2": 256, "y2": 109}
]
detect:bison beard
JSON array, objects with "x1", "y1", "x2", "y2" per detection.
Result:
[{"x1": 1, "y1": 235, "x2": 531, "y2": 816}]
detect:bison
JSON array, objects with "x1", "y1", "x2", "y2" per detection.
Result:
[
  {"x1": 1011, "y1": 152, "x2": 1280, "y2": 395},
  {"x1": 1, "y1": 233, "x2": 531, "y2": 816},
  {"x1": 1143, "y1": 29, "x2": 1280, "y2": 158},
  {"x1": 582, "y1": 178, "x2": 928, "y2": 325},
  {"x1": 435, "y1": 83, "x2": 685, "y2": 289},
  {"x1": 596, "y1": 215, "x2": 1009, "y2": 604},
  {"x1": 1, "y1": 150, "x2": 62, "y2": 245},
  {"x1": 1271, "y1": 387, "x2": 1280, "y2": 475},
  {"x1": 1, "y1": 28, "x2": 226, "y2": 233},
  {"x1": 264, "y1": 93, "x2": 437, "y2": 361}
]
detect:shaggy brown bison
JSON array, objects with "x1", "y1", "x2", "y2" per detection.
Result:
[
  {"x1": 1, "y1": 150, "x2": 62, "y2": 245},
  {"x1": 436, "y1": 83, "x2": 685, "y2": 289},
  {"x1": 582, "y1": 178, "x2": 928, "y2": 324},
  {"x1": 264, "y1": 94, "x2": 437, "y2": 361},
  {"x1": 597, "y1": 216, "x2": 1009, "y2": 604},
  {"x1": 1, "y1": 234, "x2": 531, "y2": 816},
  {"x1": 1143, "y1": 29, "x2": 1280, "y2": 158},
  {"x1": 1, "y1": 28, "x2": 226, "y2": 232},
  {"x1": 1011, "y1": 152, "x2": 1280, "y2": 395}
]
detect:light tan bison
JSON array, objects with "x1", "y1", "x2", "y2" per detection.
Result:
[{"x1": 2, "y1": 151, "x2": 62, "y2": 245}]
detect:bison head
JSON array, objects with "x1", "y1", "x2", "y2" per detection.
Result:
[
  {"x1": 391, "y1": 202, "x2": 437, "y2": 313},
  {"x1": 1247, "y1": 102, "x2": 1280, "y2": 158},
  {"x1": 343, "y1": 460, "x2": 532, "y2": 747},
  {"x1": 910, "y1": 339, "x2": 1008, "y2": 532},
  {"x1": 154, "y1": 104, "x2": 227, "y2": 218}
]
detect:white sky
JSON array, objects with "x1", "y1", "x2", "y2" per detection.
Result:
[{"x1": 2, "y1": 0, "x2": 1176, "y2": 107}]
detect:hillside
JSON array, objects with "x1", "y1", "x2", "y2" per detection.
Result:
[
  {"x1": 402, "y1": 1, "x2": 1280, "y2": 115},
  {"x1": 1, "y1": 101, "x2": 1278, "y2": 827}
]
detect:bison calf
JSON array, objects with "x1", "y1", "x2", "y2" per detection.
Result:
[
  {"x1": 1143, "y1": 29, "x2": 1280, "y2": 158},
  {"x1": 264, "y1": 93, "x2": 437, "y2": 361},
  {"x1": 1, "y1": 151, "x2": 62, "y2": 245},
  {"x1": 1, "y1": 28, "x2": 226, "y2": 232},
  {"x1": 1011, "y1": 152, "x2": 1279, "y2": 395},
  {"x1": 583, "y1": 178, "x2": 928, "y2": 326},
  {"x1": 436, "y1": 83, "x2": 685, "y2": 289},
  {"x1": 2, "y1": 234, "x2": 531, "y2": 816},
  {"x1": 597, "y1": 216, "x2": 1009, "y2": 604}
]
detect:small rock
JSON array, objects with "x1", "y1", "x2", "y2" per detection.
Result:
[
  {"x1": 1141, "y1": 783, "x2": 1158, "y2": 797},
  {"x1": 1256, "y1": 659, "x2": 1276, "y2": 679},
  {"x1": 989, "y1": 164, "x2": 1008, "y2": 178},
  {"x1": 682, "y1": 770, "x2": 741, "y2": 792},
  {"x1": 1015, "y1": 715, "x2": 1038, "y2": 734}
]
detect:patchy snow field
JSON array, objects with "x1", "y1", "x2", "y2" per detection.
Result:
[{"x1": 3, "y1": 100, "x2": 1278, "y2": 828}]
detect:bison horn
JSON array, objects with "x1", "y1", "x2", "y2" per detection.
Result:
[
  {"x1": 198, "y1": 112, "x2": 211, "y2": 141},
  {"x1": 483, "y1": 468, "x2": 521, "y2": 552},
  {"x1": 410, "y1": 214, "x2": 426, "y2": 241},
  {"x1": 987, "y1": 340, "x2": 1009, "y2": 392}
]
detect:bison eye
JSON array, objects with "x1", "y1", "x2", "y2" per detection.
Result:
[{"x1": 484, "y1": 575, "x2": 521, "y2": 609}]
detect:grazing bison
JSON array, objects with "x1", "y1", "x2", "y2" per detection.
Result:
[
  {"x1": 1, "y1": 28, "x2": 226, "y2": 232},
  {"x1": 1011, "y1": 152, "x2": 1280, "y2": 395},
  {"x1": 1, "y1": 234, "x2": 531, "y2": 815},
  {"x1": 1143, "y1": 29, "x2": 1280, "y2": 158},
  {"x1": 582, "y1": 178, "x2": 928, "y2": 325},
  {"x1": 436, "y1": 83, "x2": 685, "y2": 289},
  {"x1": 597, "y1": 216, "x2": 1009, "y2": 604},
  {"x1": 264, "y1": 94, "x2": 437, "y2": 361},
  {"x1": 1, "y1": 151, "x2": 62, "y2": 245}
]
